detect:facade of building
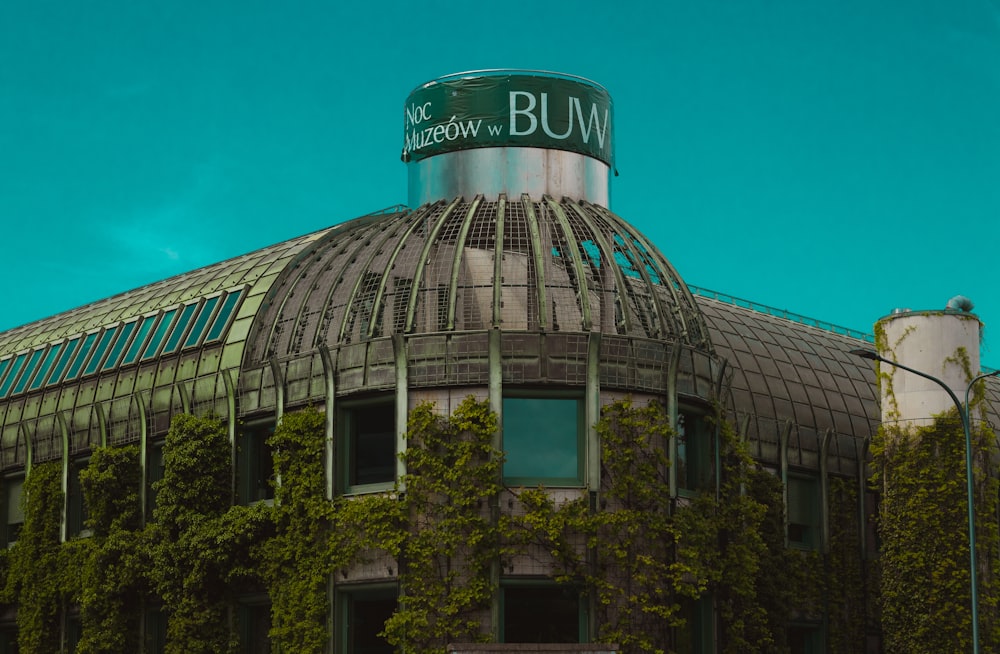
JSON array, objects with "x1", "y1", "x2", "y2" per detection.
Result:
[{"x1": 0, "y1": 70, "x2": 996, "y2": 653}]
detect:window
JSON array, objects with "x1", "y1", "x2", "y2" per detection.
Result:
[
  {"x1": 239, "y1": 421, "x2": 276, "y2": 504},
  {"x1": 146, "y1": 440, "x2": 166, "y2": 517},
  {"x1": 101, "y1": 320, "x2": 138, "y2": 371},
  {"x1": 67, "y1": 458, "x2": 91, "y2": 538},
  {"x1": 788, "y1": 623, "x2": 823, "y2": 654},
  {"x1": 675, "y1": 595, "x2": 713, "y2": 653},
  {"x1": 339, "y1": 399, "x2": 396, "y2": 493},
  {"x1": 338, "y1": 586, "x2": 397, "y2": 654},
  {"x1": 144, "y1": 609, "x2": 166, "y2": 654},
  {"x1": 83, "y1": 326, "x2": 119, "y2": 376},
  {"x1": 204, "y1": 290, "x2": 243, "y2": 343},
  {"x1": 183, "y1": 296, "x2": 221, "y2": 348},
  {"x1": 502, "y1": 395, "x2": 583, "y2": 485},
  {"x1": 160, "y1": 303, "x2": 198, "y2": 356},
  {"x1": 64, "y1": 332, "x2": 99, "y2": 382},
  {"x1": 0, "y1": 354, "x2": 27, "y2": 398},
  {"x1": 501, "y1": 584, "x2": 585, "y2": 643},
  {"x1": 3, "y1": 475, "x2": 24, "y2": 547},
  {"x1": 141, "y1": 309, "x2": 178, "y2": 361},
  {"x1": 238, "y1": 599, "x2": 272, "y2": 654},
  {"x1": 122, "y1": 314, "x2": 159, "y2": 366},
  {"x1": 29, "y1": 343, "x2": 62, "y2": 391},
  {"x1": 45, "y1": 337, "x2": 79, "y2": 386},
  {"x1": 11, "y1": 348, "x2": 45, "y2": 395},
  {"x1": 0, "y1": 626, "x2": 18, "y2": 654},
  {"x1": 677, "y1": 411, "x2": 713, "y2": 492},
  {"x1": 787, "y1": 474, "x2": 820, "y2": 549}
]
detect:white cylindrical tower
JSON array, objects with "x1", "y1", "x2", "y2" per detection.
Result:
[
  {"x1": 875, "y1": 306, "x2": 983, "y2": 427},
  {"x1": 402, "y1": 70, "x2": 614, "y2": 207}
]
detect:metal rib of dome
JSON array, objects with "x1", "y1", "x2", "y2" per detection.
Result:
[{"x1": 246, "y1": 194, "x2": 711, "y2": 365}]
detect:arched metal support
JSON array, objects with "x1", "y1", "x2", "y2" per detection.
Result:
[
  {"x1": 57, "y1": 411, "x2": 70, "y2": 543},
  {"x1": 446, "y1": 196, "x2": 484, "y2": 331},
  {"x1": 268, "y1": 357, "x2": 285, "y2": 422},
  {"x1": 522, "y1": 195, "x2": 548, "y2": 331},
  {"x1": 403, "y1": 199, "x2": 463, "y2": 335},
  {"x1": 135, "y1": 390, "x2": 150, "y2": 524},
  {"x1": 586, "y1": 331, "x2": 602, "y2": 492},
  {"x1": 392, "y1": 334, "x2": 408, "y2": 493},
  {"x1": 221, "y1": 371, "x2": 238, "y2": 504},
  {"x1": 545, "y1": 196, "x2": 593, "y2": 331},
  {"x1": 318, "y1": 346, "x2": 338, "y2": 501},
  {"x1": 820, "y1": 429, "x2": 833, "y2": 554},
  {"x1": 491, "y1": 197, "x2": 506, "y2": 328},
  {"x1": 779, "y1": 419, "x2": 793, "y2": 548},
  {"x1": 667, "y1": 345, "x2": 681, "y2": 498}
]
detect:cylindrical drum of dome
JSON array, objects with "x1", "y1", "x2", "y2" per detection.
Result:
[
  {"x1": 403, "y1": 70, "x2": 613, "y2": 208},
  {"x1": 875, "y1": 308, "x2": 983, "y2": 429}
]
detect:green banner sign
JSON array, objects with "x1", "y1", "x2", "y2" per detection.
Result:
[{"x1": 403, "y1": 73, "x2": 613, "y2": 165}]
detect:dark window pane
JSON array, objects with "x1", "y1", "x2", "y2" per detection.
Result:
[
  {"x1": 349, "y1": 405, "x2": 395, "y2": 487},
  {"x1": 46, "y1": 337, "x2": 79, "y2": 386},
  {"x1": 0, "y1": 354, "x2": 28, "y2": 398},
  {"x1": 503, "y1": 586, "x2": 580, "y2": 643},
  {"x1": 349, "y1": 595, "x2": 395, "y2": 654},
  {"x1": 161, "y1": 303, "x2": 198, "y2": 355}
]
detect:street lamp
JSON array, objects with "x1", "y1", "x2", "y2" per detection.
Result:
[{"x1": 850, "y1": 348, "x2": 999, "y2": 654}]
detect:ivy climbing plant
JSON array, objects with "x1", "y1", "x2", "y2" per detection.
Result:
[{"x1": 382, "y1": 397, "x2": 503, "y2": 654}]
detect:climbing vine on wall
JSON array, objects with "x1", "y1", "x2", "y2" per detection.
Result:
[
  {"x1": 76, "y1": 445, "x2": 145, "y2": 654},
  {"x1": 871, "y1": 409, "x2": 1000, "y2": 653},
  {"x1": 5, "y1": 462, "x2": 67, "y2": 654},
  {"x1": 382, "y1": 397, "x2": 503, "y2": 654}
]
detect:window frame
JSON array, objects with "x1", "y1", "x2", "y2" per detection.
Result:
[
  {"x1": 337, "y1": 396, "x2": 397, "y2": 495},
  {"x1": 676, "y1": 407, "x2": 714, "y2": 495},
  {"x1": 786, "y1": 471, "x2": 821, "y2": 550},
  {"x1": 2, "y1": 473, "x2": 25, "y2": 548},
  {"x1": 501, "y1": 391, "x2": 585, "y2": 487},
  {"x1": 238, "y1": 419, "x2": 277, "y2": 505},
  {"x1": 67, "y1": 456, "x2": 92, "y2": 538}
]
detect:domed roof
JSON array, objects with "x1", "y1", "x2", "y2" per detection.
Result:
[{"x1": 245, "y1": 194, "x2": 711, "y2": 366}]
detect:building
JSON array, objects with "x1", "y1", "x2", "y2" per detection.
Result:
[{"x1": 0, "y1": 70, "x2": 996, "y2": 653}]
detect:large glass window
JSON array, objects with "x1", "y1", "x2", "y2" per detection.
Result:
[
  {"x1": 501, "y1": 585, "x2": 584, "y2": 643},
  {"x1": 122, "y1": 314, "x2": 158, "y2": 366},
  {"x1": 0, "y1": 354, "x2": 27, "y2": 398},
  {"x1": 3, "y1": 475, "x2": 24, "y2": 547},
  {"x1": 502, "y1": 395, "x2": 583, "y2": 485},
  {"x1": 338, "y1": 587, "x2": 397, "y2": 654},
  {"x1": 677, "y1": 411, "x2": 713, "y2": 492},
  {"x1": 141, "y1": 309, "x2": 178, "y2": 361},
  {"x1": 339, "y1": 400, "x2": 396, "y2": 493},
  {"x1": 83, "y1": 326, "x2": 119, "y2": 377},
  {"x1": 64, "y1": 332, "x2": 99, "y2": 382},
  {"x1": 11, "y1": 348, "x2": 45, "y2": 395},
  {"x1": 787, "y1": 474, "x2": 821, "y2": 549},
  {"x1": 101, "y1": 320, "x2": 139, "y2": 371},
  {"x1": 183, "y1": 296, "x2": 221, "y2": 348},
  {"x1": 239, "y1": 421, "x2": 276, "y2": 504},
  {"x1": 29, "y1": 343, "x2": 62, "y2": 391}
]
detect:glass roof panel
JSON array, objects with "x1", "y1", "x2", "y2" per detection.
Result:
[
  {"x1": 0, "y1": 359, "x2": 11, "y2": 390},
  {"x1": 142, "y1": 309, "x2": 177, "y2": 361},
  {"x1": 45, "y1": 337, "x2": 79, "y2": 386},
  {"x1": 29, "y1": 343, "x2": 63, "y2": 392},
  {"x1": 12, "y1": 348, "x2": 46, "y2": 395},
  {"x1": 203, "y1": 291, "x2": 243, "y2": 343},
  {"x1": 0, "y1": 353, "x2": 27, "y2": 398},
  {"x1": 64, "y1": 333, "x2": 99, "y2": 382},
  {"x1": 183, "y1": 296, "x2": 220, "y2": 349},
  {"x1": 122, "y1": 315, "x2": 158, "y2": 366},
  {"x1": 83, "y1": 328, "x2": 119, "y2": 377},
  {"x1": 161, "y1": 304, "x2": 198, "y2": 356},
  {"x1": 102, "y1": 321, "x2": 138, "y2": 371}
]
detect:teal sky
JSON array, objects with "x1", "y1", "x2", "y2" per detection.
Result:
[{"x1": 1, "y1": 1, "x2": 998, "y2": 367}]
